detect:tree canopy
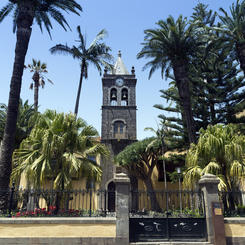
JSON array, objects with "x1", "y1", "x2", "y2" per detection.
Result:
[
  {"x1": 184, "y1": 124, "x2": 245, "y2": 191},
  {"x1": 50, "y1": 26, "x2": 113, "y2": 115},
  {"x1": 116, "y1": 137, "x2": 162, "y2": 210},
  {"x1": 137, "y1": 15, "x2": 205, "y2": 143},
  {"x1": 0, "y1": 99, "x2": 37, "y2": 150},
  {"x1": 12, "y1": 110, "x2": 108, "y2": 189}
]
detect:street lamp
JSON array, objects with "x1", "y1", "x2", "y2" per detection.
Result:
[{"x1": 176, "y1": 167, "x2": 182, "y2": 212}]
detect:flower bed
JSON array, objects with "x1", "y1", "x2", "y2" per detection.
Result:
[{"x1": 12, "y1": 206, "x2": 107, "y2": 217}]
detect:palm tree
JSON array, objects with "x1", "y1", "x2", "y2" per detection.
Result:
[
  {"x1": 0, "y1": 0, "x2": 82, "y2": 210},
  {"x1": 184, "y1": 124, "x2": 245, "y2": 210},
  {"x1": 50, "y1": 26, "x2": 113, "y2": 115},
  {"x1": 217, "y1": 0, "x2": 245, "y2": 75},
  {"x1": 13, "y1": 110, "x2": 108, "y2": 212},
  {"x1": 27, "y1": 59, "x2": 53, "y2": 110},
  {"x1": 12, "y1": 110, "x2": 108, "y2": 189},
  {"x1": 0, "y1": 99, "x2": 37, "y2": 150},
  {"x1": 184, "y1": 124, "x2": 245, "y2": 191},
  {"x1": 137, "y1": 15, "x2": 203, "y2": 144}
]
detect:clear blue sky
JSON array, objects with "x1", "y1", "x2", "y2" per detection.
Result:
[{"x1": 0, "y1": 0, "x2": 232, "y2": 139}]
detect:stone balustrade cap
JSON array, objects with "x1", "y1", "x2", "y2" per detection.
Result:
[
  {"x1": 199, "y1": 173, "x2": 220, "y2": 185},
  {"x1": 114, "y1": 172, "x2": 130, "y2": 183}
]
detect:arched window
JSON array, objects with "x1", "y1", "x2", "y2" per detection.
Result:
[
  {"x1": 113, "y1": 120, "x2": 125, "y2": 138},
  {"x1": 121, "y1": 88, "x2": 128, "y2": 106},
  {"x1": 110, "y1": 88, "x2": 117, "y2": 106},
  {"x1": 114, "y1": 121, "x2": 124, "y2": 134}
]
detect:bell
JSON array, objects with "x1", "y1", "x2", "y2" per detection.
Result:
[
  {"x1": 111, "y1": 93, "x2": 117, "y2": 99},
  {"x1": 122, "y1": 93, "x2": 127, "y2": 99}
]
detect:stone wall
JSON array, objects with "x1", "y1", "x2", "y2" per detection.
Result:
[
  {"x1": 0, "y1": 217, "x2": 116, "y2": 245},
  {"x1": 225, "y1": 218, "x2": 245, "y2": 245}
]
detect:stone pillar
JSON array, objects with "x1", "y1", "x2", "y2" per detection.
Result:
[
  {"x1": 114, "y1": 172, "x2": 130, "y2": 245},
  {"x1": 199, "y1": 174, "x2": 226, "y2": 245}
]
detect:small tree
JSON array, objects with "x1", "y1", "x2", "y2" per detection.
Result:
[
  {"x1": 116, "y1": 137, "x2": 162, "y2": 211},
  {"x1": 184, "y1": 124, "x2": 245, "y2": 209},
  {"x1": 145, "y1": 124, "x2": 168, "y2": 190},
  {"x1": 12, "y1": 110, "x2": 108, "y2": 211},
  {"x1": 12, "y1": 110, "x2": 108, "y2": 188}
]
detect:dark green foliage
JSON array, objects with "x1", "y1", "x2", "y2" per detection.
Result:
[
  {"x1": 0, "y1": 0, "x2": 82, "y2": 210},
  {"x1": 0, "y1": 99, "x2": 37, "y2": 149},
  {"x1": 137, "y1": 14, "x2": 209, "y2": 143},
  {"x1": 190, "y1": 3, "x2": 245, "y2": 128},
  {"x1": 116, "y1": 137, "x2": 161, "y2": 170},
  {"x1": 0, "y1": 0, "x2": 82, "y2": 36},
  {"x1": 154, "y1": 3, "x2": 245, "y2": 152},
  {"x1": 116, "y1": 138, "x2": 162, "y2": 210},
  {"x1": 154, "y1": 85, "x2": 189, "y2": 150}
]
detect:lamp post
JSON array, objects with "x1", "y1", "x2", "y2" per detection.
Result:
[{"x1": 176, "y1": 167, "x2": 182, "y2": 212}]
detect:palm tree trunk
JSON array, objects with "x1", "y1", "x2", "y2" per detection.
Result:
[
  {"x1": 34, "y1": 80, "x2": 39, "y2": 110},
  {"x1": 33, "y1": 71, "x2": 40, "y2": 110},
  {"x1": 173, "y1": 61, "x2": 196, "y2": 144},
  {"x1": 236, "y1": 42, "x2": 245, "y2": 76},
  {"x1": 74, "y1": 60, "x2": 85, "y2": 115},
  {"x1": 0, "y1": 2, "x2": 34, "y2": 211}
]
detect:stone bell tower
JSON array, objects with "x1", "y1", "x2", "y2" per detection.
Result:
[{"x1": 101, "y1": 51, "x2": 137, "y2": 191}]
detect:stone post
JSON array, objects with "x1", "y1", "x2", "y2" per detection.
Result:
[
  {"x1": 199, "y1": 174, "x2": 226, "y2": 245},
  {"x1": 114, "y1": 172, "x2": 130, "y2": 245}
]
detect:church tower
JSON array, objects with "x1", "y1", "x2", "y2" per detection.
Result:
[{"x1": 101, "y1": 51, "x2": 137, "y2": 190}]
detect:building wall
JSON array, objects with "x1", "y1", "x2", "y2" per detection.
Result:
[{"x1": 0, "y1": 218, "x2": 116, "y2": 245}]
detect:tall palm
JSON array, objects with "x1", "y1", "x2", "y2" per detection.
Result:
[
  {"x1": 12, "y1": 110, "x2": 108, "y2": 189},
  {"x1": 0, "y1": 0, "x2": 82, "y2": 210},
  {"x1": 50, "y1": 26, "x2": 113, "y2": 115},
  {"x1": 217, "y1": 0, "x2": 245, "y2": 75},
  {"x1": 27, "y1": 59, "x2": 53, "y2": 110},
  {"x1": 137, "y1": 15, "x2": 203, "y2": 144}
]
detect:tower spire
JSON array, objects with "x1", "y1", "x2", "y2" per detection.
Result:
[{"x1": 113, "y1": 50, "x2": 129, "y2": 75}]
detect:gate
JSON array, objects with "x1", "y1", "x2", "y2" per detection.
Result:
[{"x1": 129, "y1": 190, "x2": 207, "y2": 242}]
